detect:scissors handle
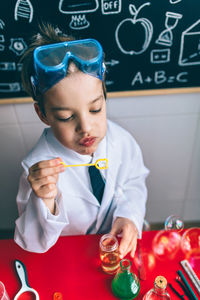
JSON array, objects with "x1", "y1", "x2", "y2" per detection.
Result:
[
  {"x1": 15, "y1": 260, "x2": 30, "y2": 288},
  {"x1": 14, "y1": 260, "x2": 40, "y2": 300}
]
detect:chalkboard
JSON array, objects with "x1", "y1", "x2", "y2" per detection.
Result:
[{"x1": 0, "y1": 0, "x2": 200, "y2": 101}]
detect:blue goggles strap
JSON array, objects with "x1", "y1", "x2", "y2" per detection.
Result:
[{"x1": 31, "y1": 38, "x2": 105, "y2": 97}]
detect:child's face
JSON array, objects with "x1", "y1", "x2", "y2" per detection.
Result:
[{"x1": 40, "y1": 72, "x2": 107, "y2": 156}]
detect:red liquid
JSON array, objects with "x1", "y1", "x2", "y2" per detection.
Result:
[{"x1": 17, "y1": 291, "x2": 37, "y2": 300}]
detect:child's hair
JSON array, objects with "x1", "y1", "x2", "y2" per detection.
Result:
[{"x1": 21, "y1": 23, "x2": 107, "y2": 115}]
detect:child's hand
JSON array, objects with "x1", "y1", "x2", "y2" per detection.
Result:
[
  {"x1": 110, "y1": 217, "x2": 139, "y2": 259},
  {"x1": 28, "y1": 158, "x2": 65, "y2": 213}
]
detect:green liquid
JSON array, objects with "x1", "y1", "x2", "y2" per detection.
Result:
[{"x1": 112, "y1": 271, "x2": 140, "y2": 299}]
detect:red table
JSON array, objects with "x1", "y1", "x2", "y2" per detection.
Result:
[{"x1": 0, "y1": 230, "x2": 199, "y2": 299}]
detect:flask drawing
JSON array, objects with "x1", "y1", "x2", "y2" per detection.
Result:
[{"x1": 58, "y1": 0, "x2": 99, "y2": 30}]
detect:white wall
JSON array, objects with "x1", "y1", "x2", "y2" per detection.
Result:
[{"x1": 0, "y1": 92, "x2": 200, "y2": 230}]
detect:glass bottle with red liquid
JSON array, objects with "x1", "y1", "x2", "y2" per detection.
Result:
[
  {"x1": 143, "y1": 276, "x2": 171, "y2": 300},
  {"x1": 112, "y1": 259, "x2": 140, "y2": 299},
  {"x1": 181, "y1": 227, "x2": 200, "y2": 269}
]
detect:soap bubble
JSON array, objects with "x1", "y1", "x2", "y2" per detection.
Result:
[
  {"x1": 152, "y1": 215, "x2": 183, "y2": 260},
  {"x1": 164, "y1": 215, "x2": 184, "y2": 231},
  {"x1": 152, "y1": 230, "x2": 181, "y2": 260},
  {"x1": 181, "y1": 227, "x2": 200, "y2": 269}
]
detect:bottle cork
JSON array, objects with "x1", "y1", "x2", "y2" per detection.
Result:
[{"x1": 155, "y1": 276, "x2": 167, "y2": 289}]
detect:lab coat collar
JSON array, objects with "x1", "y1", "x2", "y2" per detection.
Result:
[
  {"x1": 46, "y1": 128, "x2": 92, "y2": 164},
  {"x1": 45, "y1": 123, "x2": 120, "y2": 217},
  {"x1": 46, "y1": 127, "x2": 108, "y2": 207},
  {"x1": 95, "y1": 122, "x2": 122, "y2": 230},
  {"x1": 45, "y1": 121, "x2": 110, "y2": 165}
]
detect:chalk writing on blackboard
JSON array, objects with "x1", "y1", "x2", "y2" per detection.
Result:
[
  {"x1": 0, "y1": 0, "x2": 200, "y2": 100},
  {"x1": 0, "y1": 62, "x2": 16, "y2": 71},
  {"x1": 131, "y1": 71, "x2": 188, "y2": 87},
  {"x1": 101, "y1": 0, "x2": 121, "y2": 15},
  {"x1": 0, "y1": 83, "x2": 21, "y2": 93}
]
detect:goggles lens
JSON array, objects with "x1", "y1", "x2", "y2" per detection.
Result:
[{"x1": 32, "y1": 39, "x2": 105, "y2": 96}]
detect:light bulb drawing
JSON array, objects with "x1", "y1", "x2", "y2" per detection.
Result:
[{"x1": 58, "y1": 0, "x2": 99, "y2": 30}]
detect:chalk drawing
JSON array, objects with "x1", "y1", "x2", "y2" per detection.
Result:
[
  {"x1": 105, "y1": 80, "x2": 114, "y2": 85},
  {"x1": 0, "y1": 35, "x2": 5, "y2": 51},
  {"x1": 156, "y1": 11, "x2": 182, "y2": 47},
  {"x1": 58, "y1": 0, "x2": 99, "y2": 30},
  {"x1": 0, "y1": 19, "x2": 5, "y2": 29},
  {"x1": 179, "y1": 19, "x2": 200, "y2": 66},
  {"x1": 150, "y1": 49, "x2": 170, "y2": 63},
  {"x1": 169, "y1": 0, "x2": 182, "y2": 4},
  {"x1": 9, "y1": 38, "x2": 28, "y2": 56},
  {"x1": 105, "y1": 59, "x2": 119, "y2": 66},
  {"x1": 0, "y1": 82, "x2": 21, "y2": 92},
  {"x1": 14, "y1": 0, "x2": 33, "y2": 23},
  {"x1": 0, "y1": 62, "x2": 16, "y2": 71},
  {"x1": 115, "y1": 2, "x2": 153, "y2": 55}
]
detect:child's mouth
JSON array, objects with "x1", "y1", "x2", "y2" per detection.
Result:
[{"x1": 79, "y1": 137, "x2": 96, "y2": 147}]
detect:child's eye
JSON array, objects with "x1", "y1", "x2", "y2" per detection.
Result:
[
  {"x1": 90, "y1": 108, "x2": 102, "y2": 113},
  {"x1": 57, "y1": 115, "x2": 74, "y2": 122}
]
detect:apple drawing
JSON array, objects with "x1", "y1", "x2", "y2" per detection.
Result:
[{"x1": 115, "y1": 2, "x2": 153, "y2": 55}]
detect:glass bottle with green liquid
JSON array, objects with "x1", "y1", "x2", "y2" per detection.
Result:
[{"x1": 112, "y1": 259, "x2": 140, "y2": 299}]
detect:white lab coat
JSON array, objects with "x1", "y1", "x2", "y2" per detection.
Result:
[{"x1": 14, "y1": 120, "x2": 149, "y2": 253}]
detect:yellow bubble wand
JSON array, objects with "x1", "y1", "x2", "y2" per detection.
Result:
[{"x1": 60, "y1": 158, "x2": 108, "y2": 170}]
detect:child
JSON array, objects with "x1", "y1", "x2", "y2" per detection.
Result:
[{"x1": 14, "y1": 24, "x2": 149, "y2": 254}]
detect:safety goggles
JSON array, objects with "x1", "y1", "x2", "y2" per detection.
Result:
[{"x1": 31, "y1": 38, "x2": 105, "y2": 96}]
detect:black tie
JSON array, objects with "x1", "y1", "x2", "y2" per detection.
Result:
[{"x1": 88, "y1": 166, "x2": 105, "y2": 204}]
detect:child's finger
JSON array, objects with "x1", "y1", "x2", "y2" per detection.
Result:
[
  {"x1": 130, "y1": 239, "x2": 137, "y2": 258},
  {"x1": 119, "y1": 235, "x2": 137, "y2": 258},
  {"x1": 30, "y1": 158, "x2": 62, "y2": 172},
  {"x1": 29, "y1": 164, "x2": 65, "y2": 180},
  {"x1": 118, "y1": 227, "x2": 132, "y2": 258},
  {"x1": 36, "y1": 183, "x2": 58, "y2": 199},
  {"x1": 31, "y1": 175, "x2": 58, "y2": 191}
]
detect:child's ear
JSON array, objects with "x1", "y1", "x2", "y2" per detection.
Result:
[{"x1": 34, "y1": 103, "x2": 50, "y2": 126}]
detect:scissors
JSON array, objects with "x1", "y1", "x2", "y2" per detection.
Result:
[
  {"x1": 60, "y1": 158, "x2": 108, "y2": 170},
  {"x1": 14, "y1": 260, "x2": 39, "y2": 300}
]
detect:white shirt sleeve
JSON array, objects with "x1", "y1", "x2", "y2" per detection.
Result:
[
  {"x1": 14, "y1": 171, "x2": 69, "y2": 253},
  {"x1": 112, "y1": 139, "x2": 149, "y2": 239}
]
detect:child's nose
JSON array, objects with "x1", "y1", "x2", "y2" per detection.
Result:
[{"x1": 75, "y1": 115, "x2": 92, "y2": 134}]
